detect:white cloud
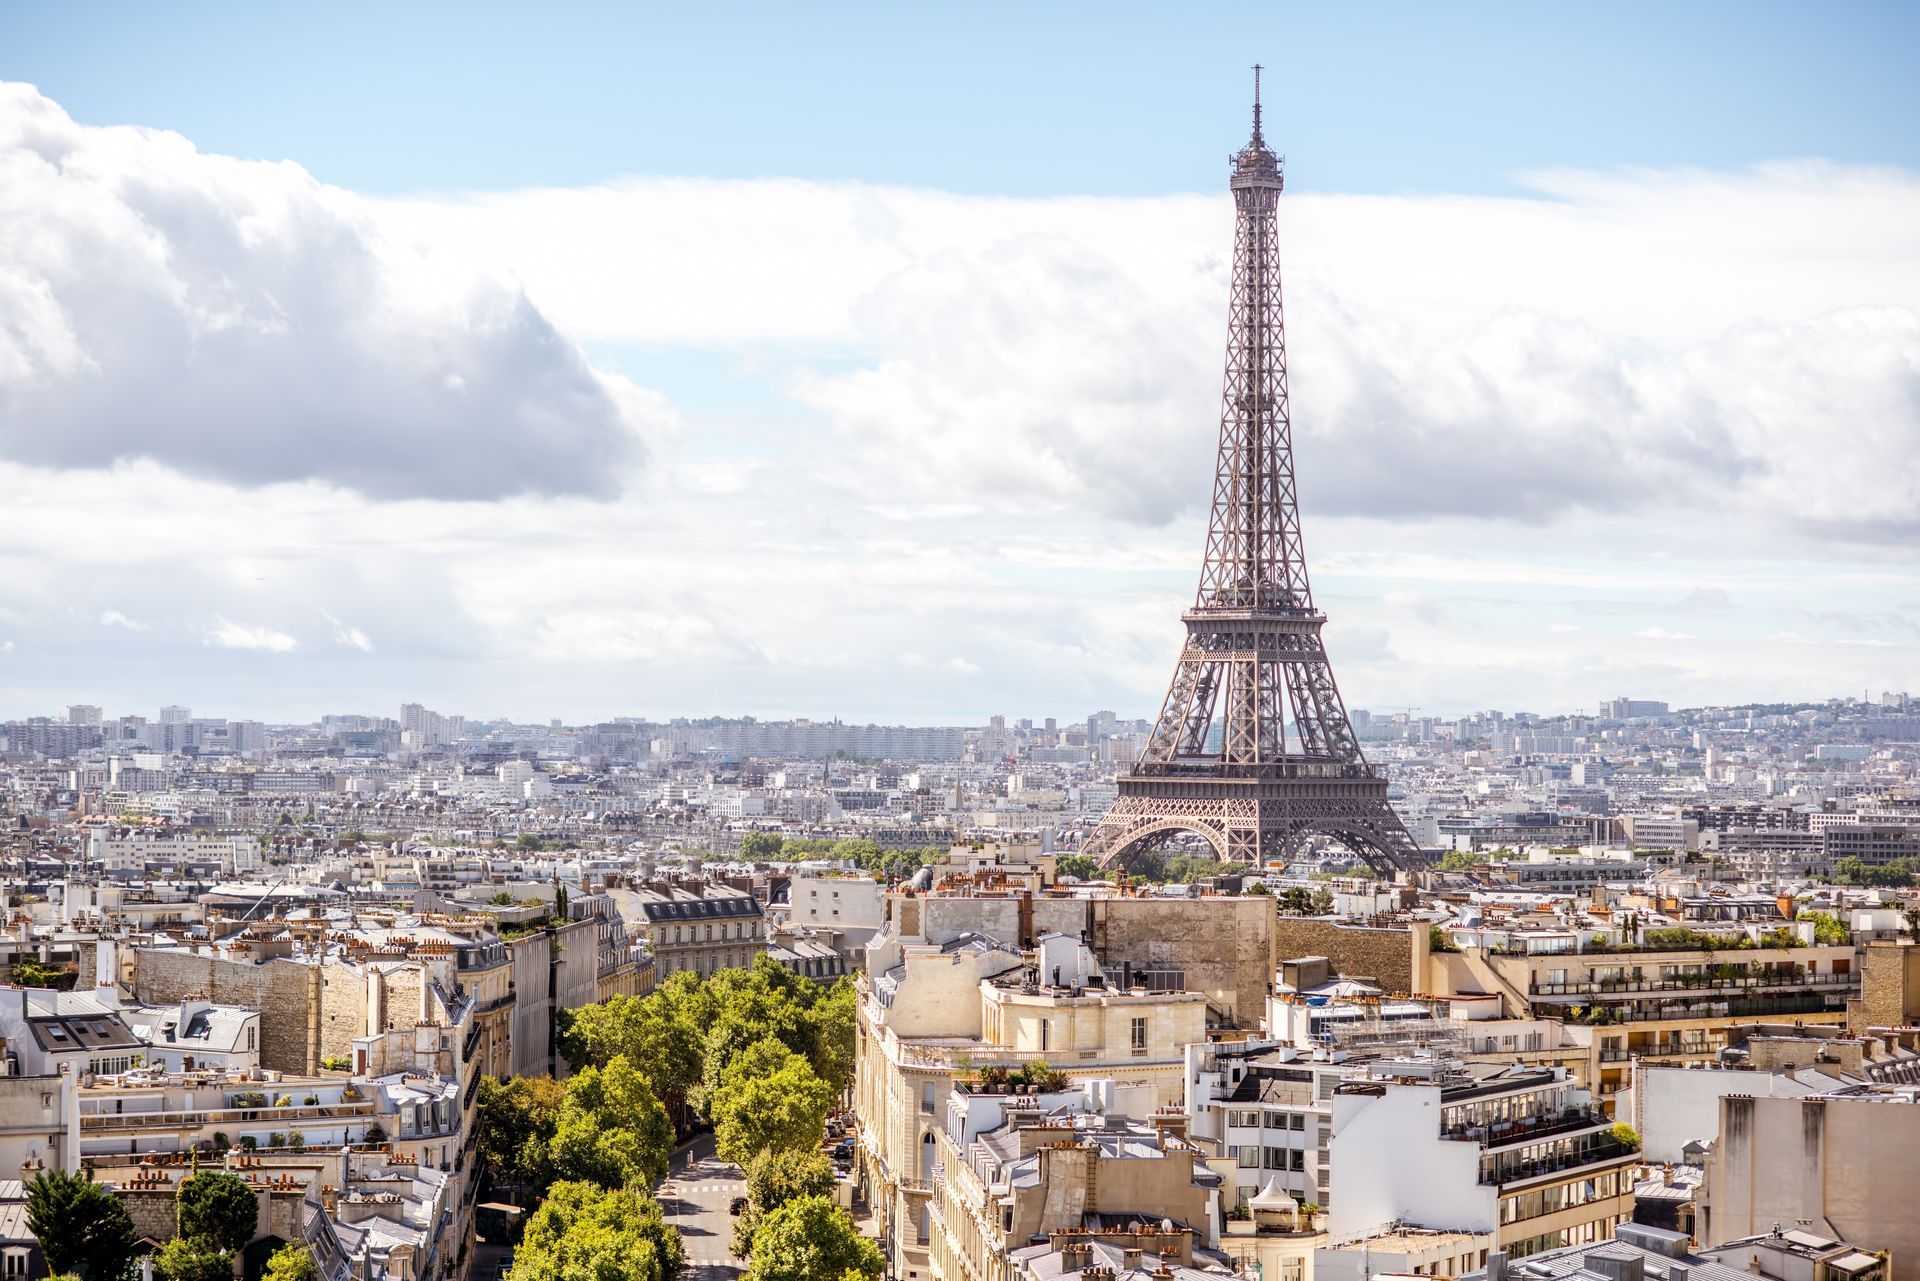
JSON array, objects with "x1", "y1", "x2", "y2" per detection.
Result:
[
  {"x1": 383, "y1": 163, "x2": 1920, "y2": 540},
  {"x1": 0, "y1": 83, "x2": 670, "y2": 500},
  {"x1": 204, "y1": 617, "x2": 298, "y2": 652},
  {"x1": 323, "y1": 612, "x2": 374, "y2": 652},
  {"x1": 1, "y1": 85, "x2": 1917, "y2": 718},
  {"x1": 1633, "y1": 628, "x2": 1700, "y2": 641},
  {"x1": 99, "y1": 610, "x2": 147, "y2": 630}
]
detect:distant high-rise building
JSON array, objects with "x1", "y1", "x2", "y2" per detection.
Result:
[
  {"x1": 67, "y1": 704, "x2": 103, "y2": 727},
  {"x1": 1601, "y1": 697, "x2": 1669, "y2": 720}
]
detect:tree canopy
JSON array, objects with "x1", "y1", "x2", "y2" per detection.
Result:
[
  {"x1": 263, "y1": 1242, "x2": 318, "y2": 1281},
  {"x1": 710, "y1": 1041, "x2": 835, "y2": 1166},
  {"x1": 734, "y1": 1151, "x2": 837, "y2": 1257},
  {"x1": 509, "y1": 1181, "x2": 684, "y2": 1281},
  {"x1": 1053, "y1": 853, "x2": 1098, "y2": 882},
  {"x1": 475, "y1": 1075, "x2": 566, "y2": 1196},
  {"x1": 177, "y1": 1171, "x2": 258, "y2": 1253},
  {"x1": 25, "y1": 1169, "x2": 138, "y2": 1281},
  {"x1": 153, "y1": 1238, "x2": 235, "y2": 1281},
  {"x1": 549, "y1": 1056, "x2": 676, "y2": 1189},
  {"x1": 744, "y1": 1195, "x2": 883, "y2": 1281}
]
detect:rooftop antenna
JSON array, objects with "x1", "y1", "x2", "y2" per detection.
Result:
[{"x1": 1251, "y1": 63, "x2": 1265, "y2": 144}]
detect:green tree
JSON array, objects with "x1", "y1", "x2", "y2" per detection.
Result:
[
  {"x1": 508, "y1": 1181, "x2": 683, "y2": 1281},
  {"x1": 559, "y1": 993, "x2": 705, "y2": 1127},
  {"x1": 1277, "y1": 887, "x2": 1315, "y2": 915},
  {"x1": 739, "y1": 832, "x2": 786, "y2": 860},
  {"x1": 475, "y1": 1075, "x2": 566, "y2": 1195},
  {"x1": 25, "y1": 1169, "x2": 138, "y2": 1281},
  {"x1": 734, "y1": 1151, "x2": 836, "y2": 1256},
  {"x1": 806, "y1": 979, "x2": 858, "y2": 1094},
  {"x1": 516, "y1": 833, "x2": 544, "y2": 852},
  {"x1": 8, "y1": 958, "x2": 79, "y2": 990},
  {"x1": 1435, "y1": 850, "x2": 1480, "y2": 872},
  {"x1": 177, "y1": 1171, "x2": 257, "y2": 1253},
  {"x1": 1053, "y1": 853, "x2": 1098, "y2": 882},
  {"x1": 262, "y1": 1243, "x2": 317, "y2": 1281},
  {"x1": 1428, "y1": 924, "x2": 1459, "y2": 953},
  {"x1": 153, "y1": 1237, "x2": 234, "y2": 1281},
  {"x1": 745, "y1": 1195, "x2": 883, "y2": 1281},
  {"x1": 710, "y1": 1047, "x2": 835, "y2": 1166},
  {"x1": 1794, "y1": 912, "x2": 1849, "y2": 946},
  {"x1": 549, "y1": 1057, "x2": 675, "y2": 1189},
  {"x1": 489, "y1": 891, "x2": 515, "y2": 906}
]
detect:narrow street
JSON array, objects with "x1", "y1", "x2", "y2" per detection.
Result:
[{"x1": 660, "y1": 1133, "x2": 748, "y2": 1279}]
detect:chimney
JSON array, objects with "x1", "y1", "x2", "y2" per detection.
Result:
[{"x1": 1486, "y1": 1251, "x2": 1508, "y2": 1281}]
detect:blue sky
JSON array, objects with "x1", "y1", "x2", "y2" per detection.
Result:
[
  {"x1": 0, "y1": 5, "x2": 1917, "y2": 725},
  {"x1": 9, "y1": 2, "x2": 1919, "y2": 198}
]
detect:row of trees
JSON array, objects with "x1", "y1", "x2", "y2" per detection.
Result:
[
  {"x1": 479, "y1": 957, "x2": 873, "y2": 1281},
  {"x1": 25, "y1": 1167, "x2": 316, "y2": 1281},
  {"x1": 1833, "y1": 855, "x2": 1918, "y2": 887},
  {"x1": 735, "y1": 833, "x2": 944, "y2": 882}
]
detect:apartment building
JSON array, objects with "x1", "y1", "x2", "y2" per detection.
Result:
[
  {"x1": 1185, "y1": 1040, "x2": 1352, "y2": 1213},
  {"x1": 854, "y1": 931, "x2": 1207, "y2": 1281},
  {"x1": 1328, "y1": 1060, "x2": 1637, "y2": 1262},
  {"x1": 928, "y1": 1081, "x2": 1221, "y2": 1281},
  {"x1": 1699, "y1": 1085, "x2": 1920, "y2": 1272},
  {"x1": 622, "y1": 881, "x2": 766, "y2": 978},
  {"x1": 1428, "y1": 940, "x2": 1856, "y2": 1106}
]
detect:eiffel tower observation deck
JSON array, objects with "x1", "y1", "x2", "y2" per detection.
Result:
[{"x1": 1083, "y1": 69, "x2": 1423, "y2": 877}]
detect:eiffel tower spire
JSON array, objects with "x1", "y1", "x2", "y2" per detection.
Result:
[{"x1": 1083, "y1": 71, "x2": 1422, "y2": 876}]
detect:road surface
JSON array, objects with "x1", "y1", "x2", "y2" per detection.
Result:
[{"x1": 661, "y1": 1133, "x2": 747, "y2": 1279}]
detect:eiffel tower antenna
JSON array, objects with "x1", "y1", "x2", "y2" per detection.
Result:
[
  {"x1": 1082, "y1": 70, "x2": 1423, "y2": 878},
  {"x1": 1251, "y1": 63, "x2": 1264, "y2": 145}
]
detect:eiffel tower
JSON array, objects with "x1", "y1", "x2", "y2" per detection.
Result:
[{"x1": 1084, "y1": 69, "x2": 1422, "y2": 877}]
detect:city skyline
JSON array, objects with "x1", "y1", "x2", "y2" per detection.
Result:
[{"x1": 3, "y1": 5, "x2": 1918, "y2": 723}]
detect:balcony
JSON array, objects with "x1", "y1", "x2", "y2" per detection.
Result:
[
  {"x1": 1599, "y1": 1041, "x2": 1718, "y2": 1063},
  {"x1": 1443, "y1": 1110, "x2": 1607, "y2": 1149},
  {"x1": 1532, "y1": 991, "x2": 1850, "y2": 1025},
  {"x1": 1480, "y1": 1134, "x2": 1638, "y2": 1188},
  {"x1": 79, "y1": 1101, "x2": 376, "y2": 1133},
  {"x1": 1531, "y1": 971, "x2": 1856, "y2": 999}
]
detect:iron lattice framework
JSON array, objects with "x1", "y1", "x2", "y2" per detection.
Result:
[{"x1": 1084, "y1": 71, "x2": 1422, "y2": 876}]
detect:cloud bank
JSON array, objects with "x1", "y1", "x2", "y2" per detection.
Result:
[
  {"x1": 1, "y1": 82, "x2": 1915, "y2": 719},
  {"x1": 391, "y1": 165, "x2": 1920, "y2": 539},
  {"x1": 0, "y1": 84, "x2": 664, "y2": 500}
]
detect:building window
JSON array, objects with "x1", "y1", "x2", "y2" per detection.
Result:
[
  {"x1": 1130, "y1": 1017, "x2": 1147, "y2": 1054},
  {"x1": 1290, "y1": 1113, "x2": 1305, "y2": 1131},
  {"x1": 1040, "y1": 1020, "x2": 1050, "y2": 1053},
  {"x1": 1235, "y1": 1146, "x2": 1260, "y2": 1168},
  {"x1": 1263, "y1": 1146, "x2": 1286, "y2": 1170}
]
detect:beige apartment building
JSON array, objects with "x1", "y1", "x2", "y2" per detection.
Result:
[
  {"x1": 929, "y1": 1082, "x2": 1222, "y2": 1281},
  {"x1": 1427, "y1": 941, "x2": 1856, "y2": 1107},
  {"x1": 855, "y1": 931, "x2": 1208, "y2": 1281}
]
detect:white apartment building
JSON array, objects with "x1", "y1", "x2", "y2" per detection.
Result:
[
  {"x1": 786, "y1": 872, "x2": 887, "y2": 945},
  {"x1": 1186, "y1": 1039, "x2": 1352, "y2": 1212},
  {"x1": 1328, "y1": 1059, "x2": 1636, "y2": 1261}
]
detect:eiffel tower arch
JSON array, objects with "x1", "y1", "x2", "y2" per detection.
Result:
[{"x1": 1083, "y1": 70, "x2": 1424, "y2": 878}]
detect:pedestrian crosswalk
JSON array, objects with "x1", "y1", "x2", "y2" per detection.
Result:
[{"x1": 664, "y1": 1183, "x2": 740, "y2": 1194}]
